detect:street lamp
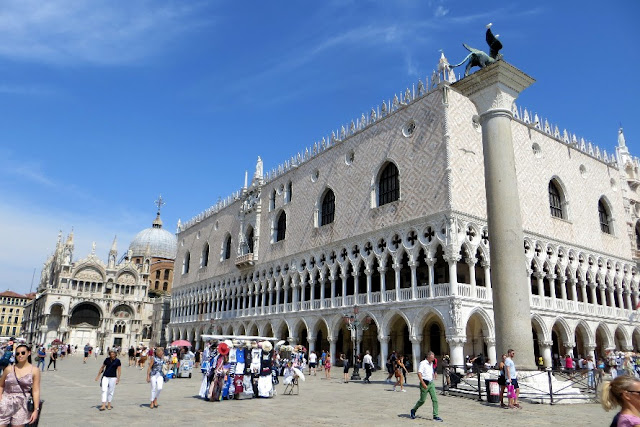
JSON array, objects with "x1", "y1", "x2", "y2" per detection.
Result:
[{"x1": 343, "y1": 305, "x2": 371, "y2": 381}]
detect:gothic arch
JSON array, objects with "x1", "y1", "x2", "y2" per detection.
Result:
[
  {"x1": 551, "y1": 317, "x2": 572, "y2": 343},
  {"x1": 615, "y1": 325, "x2": 632, "y2": 350},
  {"x1": 465, "y1": 307, "x2": 495, "y2": 338},
  {"x1": 380, "y1": 308, "x2": 412, "y2": 337},
  {"x1": 413, "y1": 306, "x2": 447, "y2": 334},
  {"x1": 531, "y1": 313, "x2": 551, "y2": 342},
  {"x1": 575, "y1": 320, "x2": 595, "y2": 346}
]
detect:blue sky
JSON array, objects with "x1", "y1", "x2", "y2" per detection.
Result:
[{"x1": 1, "y1": 0, "x2": 638, "y2": 295}]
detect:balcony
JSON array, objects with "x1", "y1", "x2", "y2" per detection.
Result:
[{"x1": 235, "y1": 253, "x2": 255, "y2": 268}]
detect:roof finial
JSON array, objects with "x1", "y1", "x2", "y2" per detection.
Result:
[
  {"x1": 154, "y1": 194, "x2": 165, "y2": 215},
  {"x1": 618, "y1": 126, "x2": 626, "y2": 148}
]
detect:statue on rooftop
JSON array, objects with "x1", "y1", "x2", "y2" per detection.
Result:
[{"x1": 450, "y1": 23, "x2": 503, "y2": 77}]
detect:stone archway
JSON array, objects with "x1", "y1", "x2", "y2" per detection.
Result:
[
  {"x1": 465, "y1": 309, "x2": 495, "y2": 365},
  {"x1": 387, "y1": 314, "x2": 411, "y2": 360},
  {"x1": 574, "y1": 322, "x2": 593, "y2": 358},
  {"x1": 551, "y1": 318, "x2": 571, "y2": 368},
  {"x1": 595, "y1": 324, "x2": 613, "y2": 357}
]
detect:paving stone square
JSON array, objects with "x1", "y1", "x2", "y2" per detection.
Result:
[{"x1": 35, "y1": 355, "x2": 612, "y2": 426}]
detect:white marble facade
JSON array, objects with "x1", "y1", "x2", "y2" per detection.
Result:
[
  {"x1": 168, "y1": 58, "x2": 640, "y2": 371},
  {"x1": 23, "y1": 213, "x2": 176, "y2": 350}
]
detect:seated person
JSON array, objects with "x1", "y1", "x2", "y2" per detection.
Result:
[{"x1": 283, "y1": 362, "x2": 295, "y2": 385}]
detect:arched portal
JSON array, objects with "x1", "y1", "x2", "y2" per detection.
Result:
[
  {"x1": 70, "y1": 303, "x2": 101, "y2": 327},
  {"x1": 388, "y1": 314, "x2": 411, "y2": 359},
  {"x1": 315, "y1": 320, "x2": 330, "y2": 356},
  {"x1": 360, "y1": 316, "x2": 380, "y2": 367}
]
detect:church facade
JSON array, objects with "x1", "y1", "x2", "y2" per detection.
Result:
[
  {"x1": 167, "y1": 56, "x2": 640, "y2": 370},
  {"x1": 22, "y1": 210, "x2": 177, "y2": 350}
]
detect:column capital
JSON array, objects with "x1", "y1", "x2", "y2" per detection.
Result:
[
  {"x1": 541, "y1": 340, "x2": 554, "y2": 347},
  {"x1": 563, "y1": 342, "x2": 576, "y2": 349},
  {"x1": 446, "y1": 336, "x2": 466, "y2": 345},
  {"x1": 483, "y1": 337, "x2": 496, "y2": 346},
  {"x1": 378, "y1": 335, "x2": 390, "y2": 343},
  {"x1": 453, "y1": 61, "x2": 535, "y2": 116},
  {"x1": 410, "y1": 335, "x2": 423, "y2": 344}
]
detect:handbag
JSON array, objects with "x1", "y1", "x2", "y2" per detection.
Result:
[
  {"x1": 14, "y1": 366, "x2": 35, "y2": 412},
  {"x1": 507, "y1": 384, "x2": 516, "y2": 399}
]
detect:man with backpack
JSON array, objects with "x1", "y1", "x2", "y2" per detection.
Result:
[{"x1": 0, "y1": 343, "x2": 13, "y2": 374}]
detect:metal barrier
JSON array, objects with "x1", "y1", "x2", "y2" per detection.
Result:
[{"x1": 441, "y1": 365, "x2": 600, "y2": 405}]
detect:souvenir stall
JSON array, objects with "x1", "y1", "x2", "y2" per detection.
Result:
[{"x1": 199, "y1": 335, "x2": 279, "y2": 401}]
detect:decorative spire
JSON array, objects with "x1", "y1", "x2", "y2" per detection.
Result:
[
  {"x1": 176, "y1": 218, "x2": 182, "y2": 233},
  {"x1": 110, "y1": 235, "x2": 117, "y2": 253},
  {"x1": 65, "y1": 229, "x2": 74, "y2": 248},
  {"x1": 153, "y1": 195, "x2": 165, "y2": 229},
  {"x1": 618, "y1": 127, "x2": 626, "y2": 147}
]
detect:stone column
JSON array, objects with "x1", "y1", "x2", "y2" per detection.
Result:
[
  {"x1": 308, "y1": 337, "x2": 316, "y2": 353},
  {"x1": 309, "y1": 277, "x2": 315, "y2": 309},
  {"x1": 468, "y1": 257, "x2": 477, "y2": 296},
  {"x1": 330, "y1": 273, "x2": 337, "y2": 308},
  {"x1": 625, "y1": 289, "x2": 632, "y2": 311},
  {"x1": 409, "y1": 260, "x2": 418, "y2": 300},
  {"x1": 427, "y1": 259, "x2": 435, "y2": 297},
  {"x1": 410, "y1": 335, "x2": 422, "y2": 371},
  {"x1": 379, "y1": 267, "x2": 387, "y2": 302},
  {"x1": 563, "y1": 342, "x2": 576, "y2": 358},
  {"x1": 446, "y1": 255, "x2": 459, "y2": 296},
  {"x1": 379, "y1": 335, "x2": 390, "y2": 372},
  {"x1": 559, "y1": 275, "x2": 567, "y2": 301},
  {"x1": 541, "y1": 340, "x2": 553, "y2": 368},
  {"x1": 341, "y1": 274, "x2": 348, "y2": 307},
  {"x1": 535, "y1": 272, "x2": 545, "y2": 297},
  {"x1": 353, "y1": 271, "x2": 360, "y2": 304},
  {"x1": 484, "y1": 337, "x2": 497, "y2": 366},
  {"x1": 328, "y1": 336, "x2": 337, "y2": 366},
  {"x1": 549, "y1": 274, "x2": 557, "y2": 300},
  {"x1": 447, "y1": 336, "x2": 466, "y2": 367},
  {"x1": 319, "y1": 276, "x2": 326, "y2": 303},
  {"x1": 482, "y1": 262, "x2": 492, "y2": 289},
  {"x1": 455, "y1": 62, "x2": 537, "y2": 369},
  {"x1": 365, "y1": 268, "x2": 372, "y2": 304},
  {"x1": 394, "y1": 265, "x2": 401, "y2": 301}
]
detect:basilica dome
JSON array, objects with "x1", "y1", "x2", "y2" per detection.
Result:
[{"x1": 128, "y1": 213, "x2": 177, "y2": 260}]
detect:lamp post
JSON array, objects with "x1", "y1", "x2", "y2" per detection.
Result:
[{"x1": 343, "y1": 305, "x2": 371, "y2": 381}]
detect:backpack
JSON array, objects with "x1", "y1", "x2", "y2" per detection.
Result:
[{"x1": 0, "y1": 350, "x2": 12, "y2": 365}]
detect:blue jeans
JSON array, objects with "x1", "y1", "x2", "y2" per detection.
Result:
[{"x1": 37, "y1": 358, "x2": 45, "y2": 371}]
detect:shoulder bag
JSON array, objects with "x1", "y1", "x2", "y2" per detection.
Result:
[{"x1": 14, "y1": 365, "x2": 35, "y2": 412}]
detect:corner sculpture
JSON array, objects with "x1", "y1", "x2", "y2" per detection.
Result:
[{"x1": 450, "y1": 23, "x2": 503, "y2": 77}]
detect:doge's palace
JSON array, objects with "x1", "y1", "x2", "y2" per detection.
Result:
[{"x1": 168, "y1": 54, "x2": 640, "y2": 370}]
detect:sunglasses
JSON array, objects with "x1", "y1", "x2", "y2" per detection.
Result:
[{"x1": 16, "y1": 351, "x2": 28, "y2": 356}]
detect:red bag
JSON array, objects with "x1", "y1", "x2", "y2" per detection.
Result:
[{"x1": 507, "y1": 384, "x2": 516, "y2": 399}]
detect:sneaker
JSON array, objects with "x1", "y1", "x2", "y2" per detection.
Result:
[
  {"x1": 410, "y1": 409, "x2": 416, "y2": 419},
  {"x1": 433, "y1": 417, "x2": 443, "y2": 422},
  {"x1": 400, "y1": 389, "x2": 406, "y2": 392}
]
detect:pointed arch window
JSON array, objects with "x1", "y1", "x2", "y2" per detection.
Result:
[
  {"x1": 276, "y1": 211, "x2": 286, "y2": 242},
  {"x1": 548, "y1": 180, "x2": 564, "y2": 219},
  {"x1": 286, "y1": 181, "x2": 293, "y2": 203},
  {"x1": 246, "y1": 227, "x2": 254, "y2": 253},
  {"x1": 321, "y1": 189, "x2": 335, "y2": 226},
  {"x1": 182, "y1": 251, "x2": 190, "y2": 274},
  {"x1": 598, "y1": 198, "x2": 611, "y2": 234},
  {"x1": 201, "y1": 243, "x2": 210, "y2": 268},
  {"x1": 224, "y1": 235, "x2": 232, "y2": 260},
  {"x1": 378, "y1": 162, "x2": 399, "y2": 206},
  {"x1": 270, "y1": 189, "x2": 276, "y2": 211}
]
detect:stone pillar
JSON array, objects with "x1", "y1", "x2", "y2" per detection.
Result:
[
  {"x1": 341, "y1": 274, "x2": 348, "y2": 307},
  {"x1": 549, "y1": 274, "x2": 557, "y2": 300},
  {"x1": 330, "y1": 274, "x2": 337, "y2": 308},
  {"x1": 563, "y1": 342, "x2": 576, "y2": 358},
  {"x1": 585, "y1": 344, "x2": 597, "y2": 361},
  {"x1": 410, "y1": 335, "x2": 422, "y2": 371},
  {"x1": 353, "y1": 271, "x2": 360, "y2": 304},
  {"x1": 319, "y1": 276, "x2": 326, "y2": 303},
  {"x1": 455, "y1": 62, "x2": 536, "y2": 370},
  {"x1": 328, "y1": 337, "x2": 337, "y2": 366},
  {"x1": 379, "y1": 336, "x2": 390, "y2": 371},
  {"x1": 409, "y1": 260, "x2": 418, "y2": 300},
  {"x1": 447, "y1": 336, "x2": 466, "y2": 367},
  {"x1": 365, "y1": 268, "x2": 372, "y2": 304},
  {"x1": 261, "y1": 288, "x2": 266, "y2": 315},
  {"x1": 625, "y1": 289, "x2": 632, "y2": 310},
  {"x1": 427, "y1": 259, "x2": 435, "y2": 297},
  {"x1": 394, "y1": 266, "x2": 401, "y2": 301},
  {"x1": 589, "y1": 282, "x2": 597, "y2": 305},
  {"x1": 484, "y1": 337, "x2": 497, "y2": 367},
  {"x1": 559, "y1": 276, "x2": 567, "y2": 301},
  {"x1": 379, "y1": 267, "x2": 387, "y2": 302},
  {"x1": 283, "y1": 286, "x2": 289, "y2": 313},
  {"x1": 541, "y1": 340, "x2": 553, "y2": 368},
  {"x1": 483, "y1": 262, "x2": 492, "y2": 289},
  {"x1": 535, "y1": 272, "x2": 545, "y2": 297},
  {"x1": 308, "y1": 337, "x2": 316, "y2": 353},
  {"x1": 468, "y1": 257, "x2": 477, "y2": 296},
  {"x1": 446, "y1": 255, "x2": 459, "y2": 296},
  {"x1": 309, "y1": 277, "x2": 315, "y2": 309}
]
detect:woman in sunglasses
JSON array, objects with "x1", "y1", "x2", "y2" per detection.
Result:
[
  {"x1": 0, "y1": 344, "x2": 41, "y2": 426},
  {"x1": 602, "y1": 375, "x2": 640, "y2": 426}
]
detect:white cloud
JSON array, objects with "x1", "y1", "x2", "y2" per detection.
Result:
[
  {"x1": 434, "y1": 6, "x2": 449, "y2": 18},
  {"x1": 0, "y1": 0, "x2": 210, "y2": 66}
]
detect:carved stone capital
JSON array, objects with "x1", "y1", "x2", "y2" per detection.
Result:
[
  {"x1": 453, "y1": 61, "x2": 535, "y2": 117},
  {"x1": 541, "y1": 340, "x2": 554, "y2": 347},
  {"x1": 483, "y1": 337, "x2": 496, "y2": 346},
  {"x1": 410, "y1": 335, "x2": 423, "y2": 344},
  {"x1": 446, "y1": 336, "x2": 466, "y2": 346}
]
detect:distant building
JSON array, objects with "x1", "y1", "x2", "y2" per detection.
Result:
[
  {"x1": 167, "y1": 55, "x2": 640, "y2": 370},
  {"x1": 0, "y1": 290, "x2": 34, "y2": 338},
  {"x1": 22, "y1": 207, "x2": 176, "y2": 350}
]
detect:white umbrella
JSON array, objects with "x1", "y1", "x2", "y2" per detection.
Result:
[{"x1": 293, "y1": 367, "x2": 306, "y2": 382}]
